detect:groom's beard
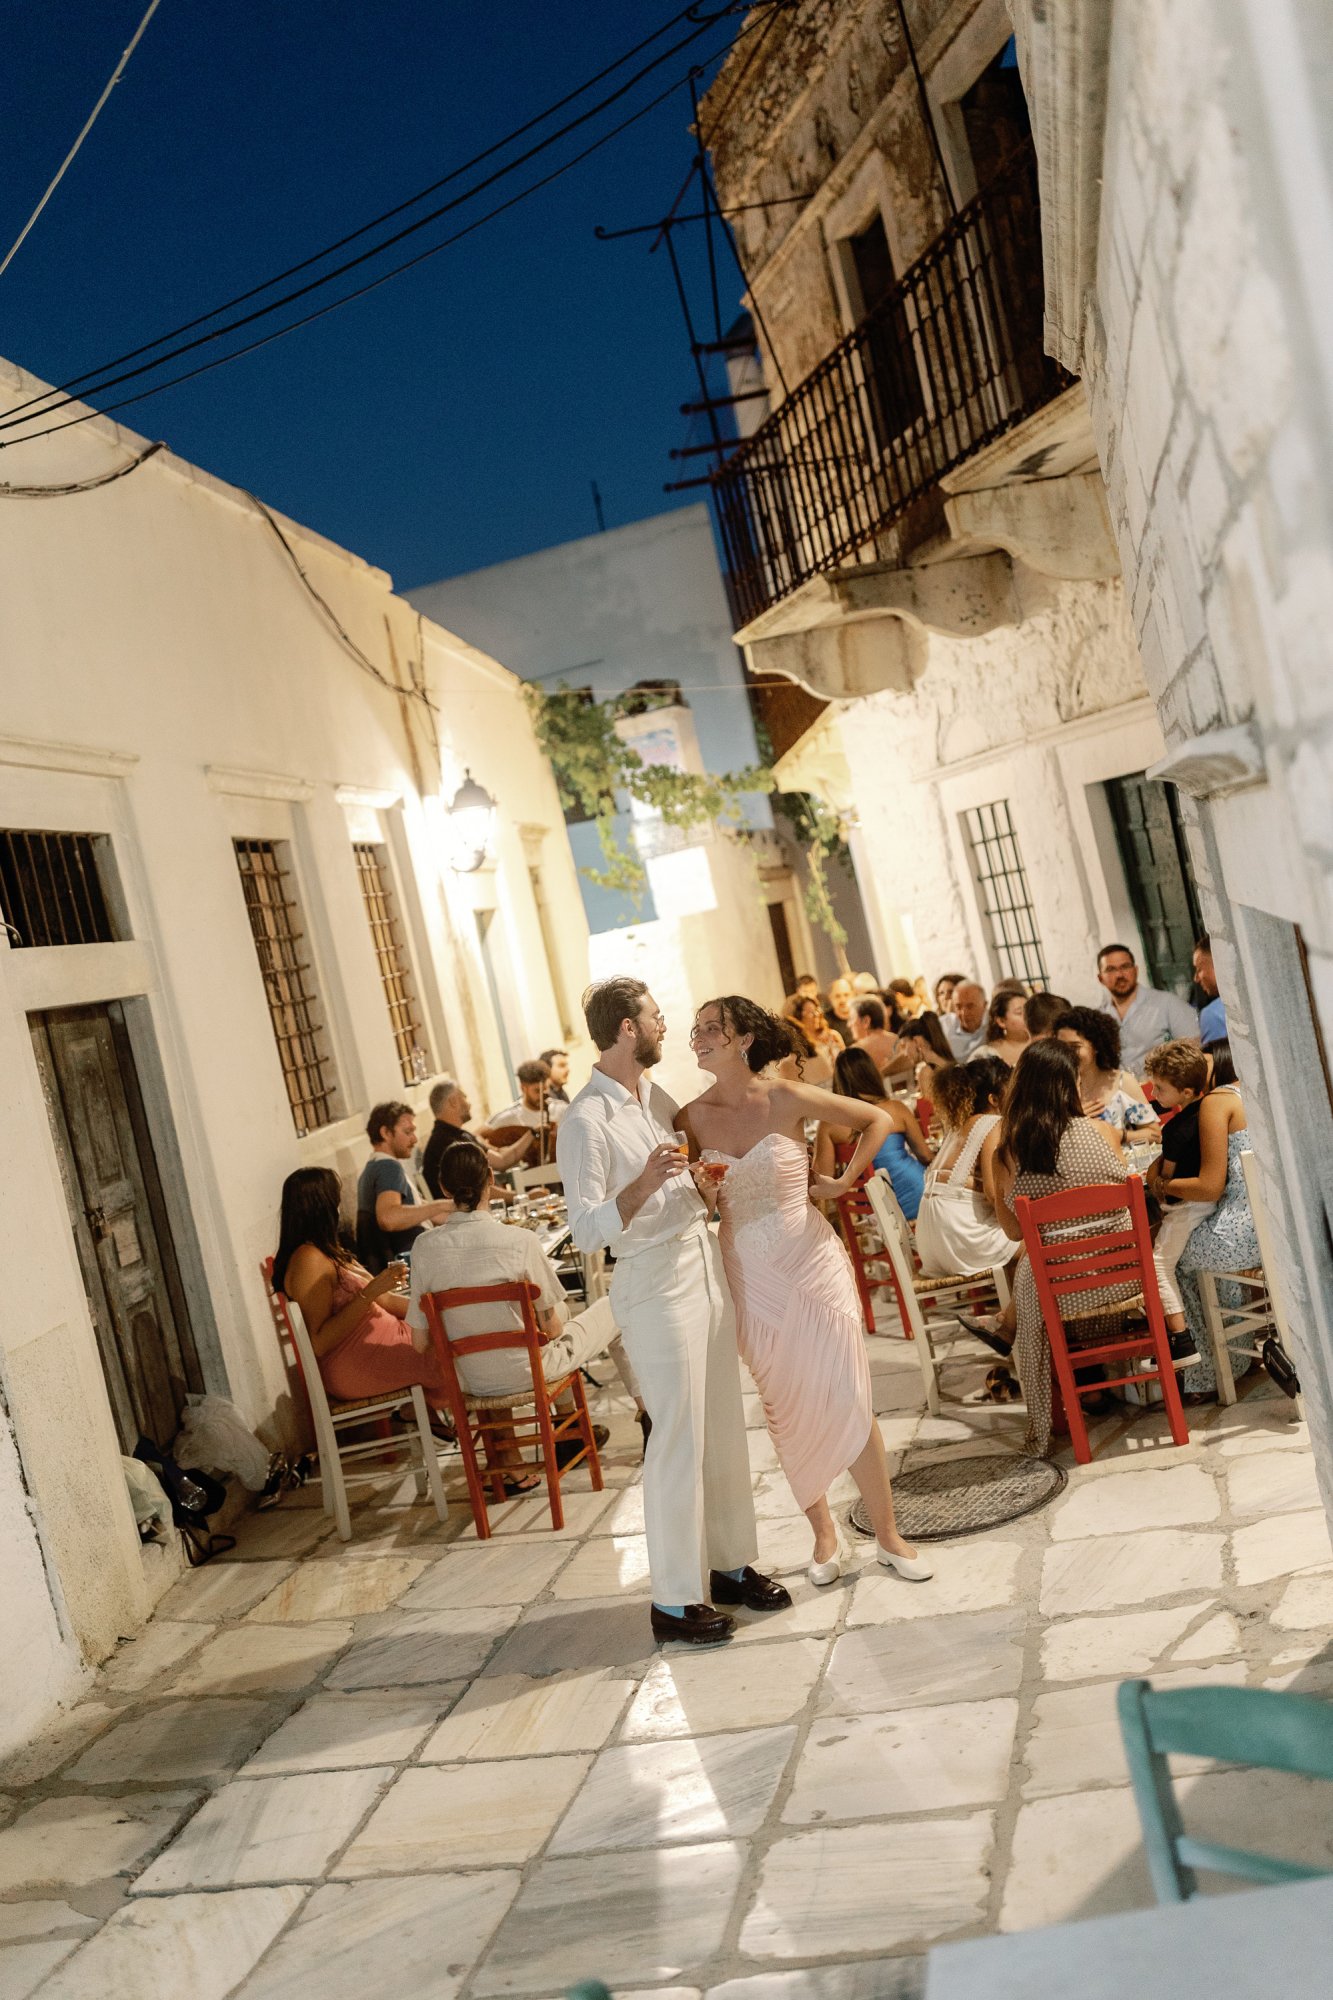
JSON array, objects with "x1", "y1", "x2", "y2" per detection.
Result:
[{"x1": 633, "y1": 1027, "x2": 663, "y2": 1066}]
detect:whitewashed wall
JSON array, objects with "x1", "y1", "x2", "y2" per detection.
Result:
[{"x1": 0, "y1": 361, "x2": 591, "y2": 1753}]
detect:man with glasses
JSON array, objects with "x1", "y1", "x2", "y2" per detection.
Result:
[
  {"x1": 558, "y1": 976, "x2": 789, "y2": 1648},
  {"x1": 1095, "y1": 942, "x2": 1198, "y2": 1078}
]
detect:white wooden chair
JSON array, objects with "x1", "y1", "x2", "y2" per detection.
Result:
[
  {"x1": 262, "y1": 1262, "x2": 449, "y2": 1540},
  {"x1": 862, "y1": 1170, "x2": 1011, "y2": 1416},
  {"x1": 512, "y1": 1161, "x2": 563, "y2": 1193},
  {"x1": 1196, "y1": 1150, "x2": 1299, "y2": 1411}
]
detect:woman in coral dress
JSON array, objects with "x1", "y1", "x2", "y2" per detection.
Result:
[{"x1": 678, "y1": 997, "x2": 932, "y2": 1588}]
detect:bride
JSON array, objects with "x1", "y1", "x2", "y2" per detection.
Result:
[{"x1": 676, "y1": 994, "x2": 931, "y2": 1587}]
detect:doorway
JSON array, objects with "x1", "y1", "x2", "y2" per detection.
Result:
[
  {"x1": 29, "y1": 1002, "x2": 202, "y2": 1451},
  {"x1": 1103, "y1": 772, "x2": 1204, "y2": 997},
  {"x1": 767, "y1": 899, "x2": 798, "y2": 999}
]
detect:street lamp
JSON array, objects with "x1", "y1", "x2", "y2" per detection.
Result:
[{"x1": 445, "y1": 769, "x2": 497, "y2": 873}]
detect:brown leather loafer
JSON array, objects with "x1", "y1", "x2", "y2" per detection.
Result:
[
  {"x1": 708, "y1": 1567, "x2": 793, "y2": 1612},
  {"x1": 650, "y1": 1602, "x2": 735, "y2": 1646}
]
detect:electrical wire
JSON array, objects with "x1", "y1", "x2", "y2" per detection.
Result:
[
  {"x1": 0, "y1": 0, "x2": 164, "y2": 281},
  {"x1": 0, "y1": 2, "x2": 781, "y2": 442},
  {"x1": 0, "y1": 439, "x2": 164, "y2": 495}
]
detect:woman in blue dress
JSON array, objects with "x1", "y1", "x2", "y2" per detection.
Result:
[
  {"x1": 816, "y1": 1046, "x2": 932, "y2": 1219},
  {"x1": 1169, "y1": 1042, "x2": 1261, "y2": 1396}
]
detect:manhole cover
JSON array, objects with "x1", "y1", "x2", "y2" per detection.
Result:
[{"x1": 848, "y1": 1450, "x2": 1066, "y2": 1542}]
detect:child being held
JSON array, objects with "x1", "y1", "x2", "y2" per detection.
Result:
[{"x1": 1143, "y1": 1041, "x2": 1214, "y2": 1368}]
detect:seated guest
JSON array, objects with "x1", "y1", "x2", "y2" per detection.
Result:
[
  {"x1": 887, "y1": 976, "x2": 923, "y2": 1022},
  {"x1": 816, "y1": 1047, "x2": 931, "y2": 1220},
  {"x1": 944, "y1": 981, "x2": 988, "y2": 1061},
  {"x1": 897, "y1": 1009, "x2": 956, "y2": 1134},
  {"x1": 540, "y1": 1047, "x2": 573, "y2": 1104},
  {"x1": 824, "y1": 976, "x2": 856, "y2": 1047},
  {"x1": 408, "y1": 1142, "x2": 647, "y2": 1458},
  {"x1": 779, "y1": 991, "x2": 839, "y2": 1085},
  {"x1": 422, "y1": 1077, "x2": 534, "y2": 1198},
  {"x1": 1192, "y1": 935, "x2": 1227, "y2": 1044},
  {"x1": 916, "y1": 1056, "x2": 1014, "y2": 1281},
  {"x1": 850, "y1": 994, "x2": 904, "y2": 1078},
  {"x1": 1141, "y1": 1042, "x2": 1214, "y2": 1369},
  {"x1": 1096, "y1": 942, "x2": 1198, "y2": 1077},
  {"x1": 985, "y1": 987, "x2": 1031, "y2": 1067},
  {"x1": 356, "y1": 1101, "x2": 455, "y2": 1274},
  {"x1": 990, "y1": 1040, "x2": 1132, "y2": 1451},
  {"x1": 275, "y1": 1166, "x2": 453, "y2": 1428},
  {"x1": 1024, "y1": 990, "x2": 1071, "y2": 1040},
  {"x1": 1154, "y1": 1038, "x2": 1259, "y2": 1400},
  {"x1": 479, "y1": 1059, "x2": 566, "y2": 1139},
  {"x1": 934, "y1": 971, "x2": 966, "y2": 1019},
  {"x1": 1053, "y1": 1006, "x2": 1160, "y2": 1143}
]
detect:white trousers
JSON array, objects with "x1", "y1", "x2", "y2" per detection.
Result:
[
  {"x1": 1153, "y1": 1199, "x2": 1216, "y2": 1317},
  {"x1": 610, "y1": 1225, "x2": 758, "y2": 1607},
  {"x1": 456, "y1": 1295, "x2": 638, "y2": 1401}
]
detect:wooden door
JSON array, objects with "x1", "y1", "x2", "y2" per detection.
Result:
[
  {"x1": 30, "y1": 1004, "x2": 201, "y2": 1450},
  {"x1": 1104, "y1": 773, "x2": 1204, "y2": 998}
]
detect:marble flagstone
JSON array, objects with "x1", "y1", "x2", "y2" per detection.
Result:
[
  {"x1": 0, "y1": 1791, "x2": 196, "y2": 1894},
  {"x1": 214, "y1": 1507, "x2": 338, "y2": 1561},
  {"x1": 36, "y1": 1885, "x2": 307, "y2": 2000},
  {"x1": 0, "y1": 1702, "x2": 120, "y2": 1788},
  {"x1": 234, "y1": 1870, "x2": 521, "y2": 2000},
  {"x1": 245, "y1": 1554, "x2": 427, "y2": 1623},
  {"x1": 1172, "y1": 1609, "x2": 1242, "y2": 1660},
  {"x1": 624, "y1": 1638, "x2": 829, "y2": 1739},
  {"x1": 471, "y1": 1841, "x2": 747, "y2": 1995},
  {"x1": 1039, "y1": 1599, "x2": 1221, "y2": 1681},
  {"x1": 159, "y1": 1559, "x2": 296, "y2": 1623},
  {"x1": 1225, "y1": 1448, "x2": 1324, "y2": 1517},
  {"x1": 1214, "y1": 1411, "x2": 1310, "y2": 1455},
  {"x1": 590, "y1": 1484, "x2": 647, "y2": 1536},
  {"x1": 0, "y1": 1939, "x2": 81, "y2": 1998},
  {"x1": 551, "y1": 1532, "x2": 654, "y2": 1598},
  {"x1": 739, "y1": 1816, "x2": 993, "y2": 1958},
  {"x1": 0, "y1": 1902, "x2": 98, "y2": 1944},
  {"x1": 846, "y1": 1540, "x2": 1022, "y2": 1625},
  {"x1": 136, "y1": 1766, "x2": 393, "y2": 1890},
  {"x1": 818, "y1": 1611, "x2": 1025, "y2": 1716},
  {"x1": 728, "y1": 1582, "x2": 845, "y2": 1641},
  {"x1": 482, "y1": 1593, "x2": 660, "y2": 1678},
  {"x1": 1231, "y1": 1507, "x2": 1333, "y2": 1585},
  {"x1": 783, "y1": 1700, "x2": 1018, "y2": 1823},
  {"x1": 66, "y1": 1697, "x2": 278, "y2": 1784},
  {"x1": 1047, "y1": 1463, "x2": 1220, "y2": 1539},
  {"x1": 1038, "y1": 1528, "x2": 1223, "y2": 1616},
  {"x1": 1021, "y1": 1663, "x2": 1247, "y2": 1799},
  {"x1": 171, "y1": 1620, "x2": 354, "y2": 1697},
  {"x1": 550, "y1": 1724, "x2": 796, "y2": 1853},
  {"x1": 334, "y1": 1755, "x2": 589, "y2": 1873},
  {"x1": 397, "y1": 1539, "x2": 571, "y2": 1610},
  {"x1": 325, "y1": 1606, "x2": 518, "y2": 1688},
  {"x1": 707, "y1": 1967, "x2": 925, "y2": 2000},
  {"x1": 421, "y1": 1669, "x2": 634, "y2": 1761},
  {"x1": 1271, "y1": 1567, "x2": 1333, "y2": 1630},
  {"x1": 454, "y1": 1486, "x2": 614, "y2": 1540},
  {"x1": 239, "y1": 1687, "x2": 461, "y2": 1776},
  {"x1": 98, "y1": 1619, "x2": 212, "y2": 1693},
  {"x1": 1000, "y1": 1787, "x2": 1153, "y2": 1930}
]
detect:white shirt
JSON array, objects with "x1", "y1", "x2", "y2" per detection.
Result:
[
  {"x1": 484, "y1": 1097, "x2": 566, "y2": 1131},
  {"x1": 944, "y1": 1016, "x2": 986, "y2": 1061},
  {"x1": 557, "y1": 1067, "x2": 705, "y2": 1259},
  {"x1": 406, "y1": 1209, "x2": 569, "y2": 1395},
  {"x1": 1097, "y1": 983, "x2": 1198, "y2": 1077}
]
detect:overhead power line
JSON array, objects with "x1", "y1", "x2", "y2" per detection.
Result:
[
  {"x1": 0, "y1": 0, "x2": 164, "y2": 281},
  {"x1": 0, "y1": 1, "x2": 784, "y2": 445}
]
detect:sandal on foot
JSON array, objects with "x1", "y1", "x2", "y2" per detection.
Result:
[{"x1": 955, "y1": 1312, "x2": 1014, "y2": 1360}]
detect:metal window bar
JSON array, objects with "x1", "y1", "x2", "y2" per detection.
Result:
[
  {"x1": 0, "y1": 829, "x2": 117, "y2": 947},
  {"x1": 352, "y1": 842, "x2": 428, "y2": 1085},
  {"x1": 962, "y1": 800, "x2": 1048, "y2": 987},
  {"x1": 710, "y1": 137, "x2": 1074, "y2": 627},
  {"x1": 233, "y1": 839, "x2": 339, "y2": 1135}
]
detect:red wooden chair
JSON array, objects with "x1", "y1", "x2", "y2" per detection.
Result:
[
  {"x1": 418, "y1": 1280, "x2": 603, "y2": 1538},
  {"x1": 1014, "y1": 1175, "x2": 1190, "y2": 1465},
  {"x1": 829, "y1": 1140, "x2": 902, "y2": 1335}
]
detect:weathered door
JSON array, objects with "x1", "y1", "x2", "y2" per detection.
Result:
[
  {"x1": 1104, "y1": 772, "x2": 1204, "y2": 998},
  {"x1": 30, "y1": 1004, "x2": 201, "y2": 1450}
]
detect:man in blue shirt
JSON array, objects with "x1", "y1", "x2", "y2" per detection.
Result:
[
  {"x1": 1095, "y1": 942, "x2": 1198, "y2": 1078},
  {"x1": 355, "y1": 1100, "x2": 454, "y2": 1274},
  {"x1": 1193, "y1": 934, "x2": 1228, "y2": 1043}
]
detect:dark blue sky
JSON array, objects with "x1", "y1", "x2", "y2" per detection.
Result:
[{"x1": 1, "y1": 1, "x2": 746, "y2": 586}]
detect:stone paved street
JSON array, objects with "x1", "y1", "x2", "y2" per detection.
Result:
[{"x1": 1, "y1": 1332, "x2": 1329, "y2": 2000}]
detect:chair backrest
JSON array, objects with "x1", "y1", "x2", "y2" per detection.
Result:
[
  {"x1": 863, "y1": 1171, "x2": 920, "y2": 1337},
  {"x1": 419, "y1": 1281, "x2": 547, "y2": 1403},
  {"x1": 1117, "y1": 1678, "x2": 1333, "y2": 1901},
  {"x1": 512, "y1": 1162, "x2": 563, "y2": 1193},
  {"x1": 1014, "y1": 1174, "x2": 1149, "y2": 1313},
  {"x1": 1240, "y1": 1149, "x2": 1292, "y2": 1341}
]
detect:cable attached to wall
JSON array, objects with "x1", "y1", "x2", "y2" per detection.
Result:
[{"x1": 0, "y1": 438, "x2": 165, "y2": 495}]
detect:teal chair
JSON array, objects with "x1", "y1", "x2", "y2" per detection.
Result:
[
  {"x1": 565, "y1": 1986, "x2": 611, "y2": 2000},
  {"x1": 1117, "y1": 1678, "x2": 1333, "y2": 1902}
]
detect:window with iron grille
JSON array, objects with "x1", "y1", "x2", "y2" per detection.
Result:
[
  {"x1": 0, "y1": 829, "x2": 118, "y2": 948},
  {"x1": 352, "y1": 842, "x2": 429, "y2": 1084},
  {"x1": 961, "y1": 799, "x2": 1048, "y2": 986},
  {"x1": 233, "y1": 839, "x2": 340, "y2": 1135}
]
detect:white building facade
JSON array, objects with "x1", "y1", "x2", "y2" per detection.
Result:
[{"x1": 0, "y1": 360, "x2": 591, "y2": 1755}]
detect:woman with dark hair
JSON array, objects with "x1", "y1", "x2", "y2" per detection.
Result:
[
  {"x1": 915, "y1": 1056, "x2": 1013, "y2": 1279},
  {"x1": 679, "y1": 996, "x2": 931, "y2": 1589},
  {"x1": 272, "y1": 1166, "x2": 453, "y2": 1422},
  {"x1": 814, "y1": 1046, "x2": 931, "y2": 1220},
  {"x1": 897, "y1": 1008, "x2": 956, "y2": 1136},
  {"x1": 990, "y1": 1039, "x2": 1132, "y2": 1452},
  {"x1": 778, "y1": 990, "x2": 838, "y2": 1086},
  {"x1": 985, "y1": 988, "x2": 1031, "y2": 1067},
  {"x1": 1053, "y1": 1005, "x2": 1160, "y2": 1143}
]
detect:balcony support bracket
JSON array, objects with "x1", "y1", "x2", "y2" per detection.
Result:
[{"x1": 943, "y1": 472, "x2": 1120, "y2": 582}]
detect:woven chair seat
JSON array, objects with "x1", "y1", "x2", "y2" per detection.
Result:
[
  {"x1": 463, "y1": 1386, "x2": 541, "y2": 1412},
  {"x1": 330, "y1": 1391, "x2": 403, "y2": 1417},
  {"x1": 914, "y1": 1269, "x2": 990, "y2": 1295},
  {"x1": 1062, "y1": 1289, "x2": 1145, "y2": 1324}
]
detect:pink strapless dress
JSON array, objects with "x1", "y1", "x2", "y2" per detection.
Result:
[{"x1": 711, "y1": 1132, "x2": 874, "y2": 1510}]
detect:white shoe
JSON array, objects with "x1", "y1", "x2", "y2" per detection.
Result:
[
  {"x1": 877, "y1": 1542, "x2": 934, "y2": 1581},
  {"x1": 808, "y1": 1540, "x2": 846, "y2": 1587}
]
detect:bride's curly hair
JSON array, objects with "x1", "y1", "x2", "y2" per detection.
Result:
[{"x1": 700, "y1": 995, "x2": 801, "y2": 1074}]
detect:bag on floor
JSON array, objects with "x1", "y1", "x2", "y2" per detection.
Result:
[
  {"x1": 174, "y1": 1393, "x2": 272, "y2": 1490},
  {"x1": 133, "y1": 1436, "x2": 235, "y2": 1566}
]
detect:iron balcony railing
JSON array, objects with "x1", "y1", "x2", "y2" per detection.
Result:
[{"x1": 711, "y1": 138, "x2": 1073, "y2": 628}]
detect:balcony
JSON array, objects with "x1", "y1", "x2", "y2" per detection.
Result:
[{"x1": 711, "y1": 138, "x2": 1074, "y2": 631}]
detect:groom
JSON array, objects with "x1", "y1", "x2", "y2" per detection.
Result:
[{"x1": 558, "y1": 976, "x2": 790, "y2": 1645}]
